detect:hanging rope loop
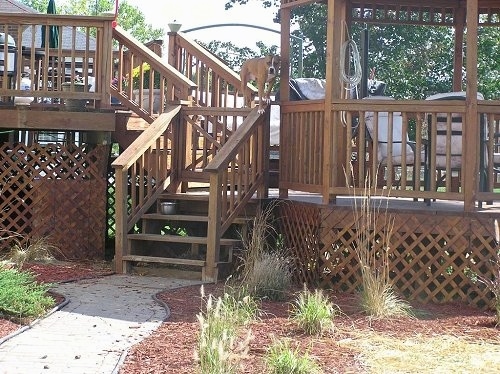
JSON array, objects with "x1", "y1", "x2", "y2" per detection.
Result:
[{"x1": 340, "y1": 21, "x2": 362, "y2": 87}]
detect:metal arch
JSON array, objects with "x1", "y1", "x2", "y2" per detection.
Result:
[{"x1": 183, "y1": 23, "x2": 303, "y2": 77}]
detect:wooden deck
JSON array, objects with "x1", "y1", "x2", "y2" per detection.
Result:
[{"x1": 274, "y1": 189, "x2": 500, "y2": 215}]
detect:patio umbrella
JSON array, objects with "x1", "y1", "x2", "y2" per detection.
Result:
[{"x1": 41, "y1": 0, "x2": 59, "y2": 49}]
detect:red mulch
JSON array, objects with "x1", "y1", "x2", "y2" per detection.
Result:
[
  {"x1": 1, "y1": 263, "x2": 498, "y2": 373},
  {"x1": 117, "y1": 284, "x2": 499, "y2": 374}
]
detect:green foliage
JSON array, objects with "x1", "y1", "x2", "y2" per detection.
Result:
[
  {"x1": 195, "y1": 286, "x2": 255, "y2": 373},
  {"x1": 0, "y1": 268, "x2": 54, "y2": 320},
  {"x1": 478, "y1": 27, "x2": 500, "y2": 99},
  {"x1": 199, "y1": 40, "x2": 256, "y2": 72},
  {"x1": 289, "y1": 3, "x2": 327, "y2": 78},
  {"x1": 290, "y1": 285, "x2": 339, "y2": 335},
  {"x1": 222, "y1": 284, "x2": 260, "y2": 326},
  {"x1": 130, "y1": 63, "x2": 161, "y2": 89},
  {"x1": 225, "y1": 1, "x2": 500, "y2": 99},
  {"x1": 20, "y1": 0, "x2": 164, "y2": 43},
  {"x1": 265, "y1": 338, "x2": 321, "y2": 374}
]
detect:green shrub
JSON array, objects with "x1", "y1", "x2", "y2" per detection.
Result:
[
  {"x1": 265, "y1": 339, "x2": 321, "y2": 374},
  {"x1": 290, "y1": 285, "x2": 339, "y2": 335},
  {"x1": 0, "y1": 268, "x2": 54, "y2": 320}
]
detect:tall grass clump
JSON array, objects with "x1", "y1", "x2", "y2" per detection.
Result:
[
  {"x1": 0, "y1": 268, "x2": 54, "y2": 321},
  {"x1": 237, "y1": 201, "x2": 292, "y2": 301},
  {"x1": 349, "y1": 174, "x2": 412, "y2": 318},
  {"x1": 290, "y1": 285, "x2": 339, "y2": 335},
  {"x1": 195, "y1": 286, "x2": 255, "y2": 373},
  {"x1": 265, "y1": 338, "x2": 321, "y2": 374},
  {"x1": 2, "y1": 236, "x2": 63, "y2": 269}
]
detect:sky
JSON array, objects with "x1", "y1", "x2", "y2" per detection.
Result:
[{"x1": 125, "y1": 0, "x2": 282, "y2": 51}]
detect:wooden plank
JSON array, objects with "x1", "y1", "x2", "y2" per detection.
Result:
[
  {"x1": 0, "y1": 108, "x2": 115, "y2": 131},
  {"x1": 123, "y1": 255, "x2": 205, "y2": 267},
  {"x1": 142, "y1": 213, "x2": 250, "y2": 224},
  {"x1": 128, "y1": 233, "x2": 240, "y2": 246},
  {"x1": 159, "y1": 192, "x2": 210, "y2": 201}
]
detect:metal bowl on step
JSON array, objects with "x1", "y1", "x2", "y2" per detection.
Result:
[{"x1": 160, "y1": 201, "x2": 177, "y2": 215}]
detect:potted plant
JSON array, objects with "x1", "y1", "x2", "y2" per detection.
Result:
[{"x1": 60, "y1": 74, "x2": 89, "y2": 111}]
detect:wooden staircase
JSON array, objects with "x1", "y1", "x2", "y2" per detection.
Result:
[
  {"x1": 111, "y1": 29, "x2": 270, "y2": 283},
  {"x1": 124, "y1": 192, "x2": 258, "y2": 280}
]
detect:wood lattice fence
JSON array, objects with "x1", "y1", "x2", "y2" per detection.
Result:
[
  {"x1": 0, "y1": 142, "x2": 109, "y2": 259},
  {"x1": 278, "y1": 200, "x2": 499, "y2": 309}
]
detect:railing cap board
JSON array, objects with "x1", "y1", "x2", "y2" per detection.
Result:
[
  {"x1": 113, "y1": 26, "x2": 197, "y2": 91},
  {"x1": 111, "y1": 105, "x2": 181, "y2": 169},
  {"x1": 174, "y1": 32, "x2": 258, "y2": 94},
  {"x1": 205, "y1": 106, "x2": 264, "y2": 172}
]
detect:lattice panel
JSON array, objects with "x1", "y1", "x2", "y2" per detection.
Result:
[
  {"x1": 279, "y1": 201, "x2": 499, "y2": 309},
  {"x1": 278, "y1": 201, "x2": 322, "y2": 286},
  {"x1": 0, "y1": 142, "x2": 109, "y2": 259}
]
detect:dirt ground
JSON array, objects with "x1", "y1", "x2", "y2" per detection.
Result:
[{"x1": 1, "y1": 262, "x2": 499, "y2": 373}]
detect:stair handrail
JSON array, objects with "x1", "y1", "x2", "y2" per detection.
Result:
[
  {"x1": 203, "y1": 106, "x2": 270, "y2": 281},
  {"x1": 111, "y1": 26, "x2": 197, "y2": 122},
  {"x1": 112, "y1": 105, "x2": 182, "y2": 273},
  {"x1": 168, "y1": 31, "x2": 258, "y2": 108}
]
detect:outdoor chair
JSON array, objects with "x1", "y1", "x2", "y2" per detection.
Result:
[
  {"x1": 425, "y1": 92, "x2": 486, "y2": 196},
  {"x1": 362, "y1": 96, "x2": 425, "y2": 189}
]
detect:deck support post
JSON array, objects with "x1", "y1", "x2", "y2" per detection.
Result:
[
  {"x1": 205, "y1": 171, "x2": 222, "y2": 282},
  {"x1": 463, "y1": 0, "x2": 479, "y2": 211},
  {"x1": 114, "y1": 167, "x2": 128, "y2": 274}
]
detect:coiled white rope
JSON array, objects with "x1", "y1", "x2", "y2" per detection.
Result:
[{"x1": 340, "y1": 38, "x2": 362, "y2": 86}]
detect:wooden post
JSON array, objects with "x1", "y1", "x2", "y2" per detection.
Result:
[
  {"x1": 323, "y1": 0, "x2": 347, "y2": 204},
  {"x1": 100, "y1": 20, "x2": 114, "y2": 109},
  {"x1": 114, "y1": 167, "x2": 128, "y2": 273},
  {"x1": 463, "y1": 0, "x2": 479, "y2": 211},
  {"x1": 453, "y1": 5, "x2": 465, "y2": 92},
  {"x1": 279, "y1": 6, "x2": 291, "y2": 199},
  {"x1": 259, "y1": 106, "x2": 270, "y2": 199},
  {"x1": 205, "y1": 171, "x2": 222, "y2": 282}
]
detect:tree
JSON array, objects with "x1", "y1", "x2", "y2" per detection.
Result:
[
  {"x1": 224, "y1": 0, "x2": 500, "y2": 99},
  {"x1": 19, "y1": 0, "x2": 163, "y2": 43}
]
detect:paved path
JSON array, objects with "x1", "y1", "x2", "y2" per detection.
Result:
[{"x1": 0, "y1": 275, "x2": 202, "y2": 374}]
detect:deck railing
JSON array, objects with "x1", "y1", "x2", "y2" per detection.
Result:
[
  {"x1": 280, "y1": 100, "x2": 325, "y2": 193},
  {"x1": 204, "y1": 106, "x2": 270, "y2": 280},
  {"x1": 167, "y1": 31, "x2": 258, "y2": 109},
  {"x1": 111, "y1": 105, "x2": 181, "y2": 273},
  {"x1": 111, "y1": 26, "x2": 197, "y2": 122},
  {"x1": 279, "y1": 98, "x2": 500, "y2": 210},
  {"x1": 178, "y1": 106, "x2": 255, "y2": 183},
  {"x1": 0, "y1": 13, "x2": 113, "y2": 108}
]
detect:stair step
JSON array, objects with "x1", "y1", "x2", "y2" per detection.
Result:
[
  {"x1": 123, "y1": 255, "x2": 205, "y2": 267},
  {"x1": 159, "y1": 192, "x2": 210, "y2": 201},
  {"x1": 128, "y1": 233, "x2": 240, "y2": 246},
  {"x1": 143, "y1": 213, "x2": 251, "y2": 224}
]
